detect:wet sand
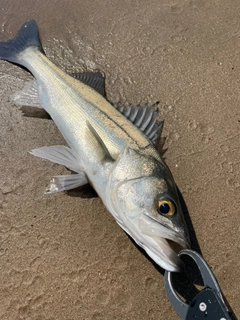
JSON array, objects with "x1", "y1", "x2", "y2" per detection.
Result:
[{"x1": 0, "y1": 0, "x2": 239, "y2": 319}]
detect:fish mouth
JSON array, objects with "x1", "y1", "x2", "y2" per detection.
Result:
[{"x1": 138, "y1": 213, "x2": 190, "y2": 272}]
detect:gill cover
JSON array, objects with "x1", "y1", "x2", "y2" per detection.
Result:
[{"x1": 107, "y1": 148, "x2": 190, "y2": 271}]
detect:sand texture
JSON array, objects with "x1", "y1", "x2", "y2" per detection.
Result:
[{"x1": 0, "y1": 0, "x2": 239, "y2": 319}]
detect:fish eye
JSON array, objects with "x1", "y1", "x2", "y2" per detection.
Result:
[{"x1": 157, "y1": 199, "x2": 175, "y2": 216}]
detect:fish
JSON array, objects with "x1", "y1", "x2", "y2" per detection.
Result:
[{"x1": 0, "y1": 20, "x2": 190, "y2": 272}]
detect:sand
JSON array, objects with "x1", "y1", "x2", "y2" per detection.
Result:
[{"x1": 0, "y1": 0, "x2": 239, "y2": 319}]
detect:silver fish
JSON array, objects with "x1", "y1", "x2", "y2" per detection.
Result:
[{"x1": 0, "y1": 20, "x2": 190, "y2": 271}]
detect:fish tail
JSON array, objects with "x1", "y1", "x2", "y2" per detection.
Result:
[{"x1": 0, "y1": 20, "x2": 44, "y2": 64}]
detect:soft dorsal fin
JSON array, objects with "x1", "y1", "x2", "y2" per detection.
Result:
[
  {"x1": 12, "y1": 71, "x2": 162, "y2": 146},
  {"x1": 71, "y1": 71, "x2": 106, "y2": 97},
  {"x1": 113, "y1": 103, "x2": 163, "y2": 145},
  {"x1": 71, "y1": 74, "x2": 162, "y2": 145}
]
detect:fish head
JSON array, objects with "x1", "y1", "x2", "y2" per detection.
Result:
[{"x1": 108, "y1": 148, "x2": 190, "y2": 272}]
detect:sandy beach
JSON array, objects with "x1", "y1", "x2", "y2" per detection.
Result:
[{"x1": 0, "y1": 1, "x2": 239, "y2": 319}]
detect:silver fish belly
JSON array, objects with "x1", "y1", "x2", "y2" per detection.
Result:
[{"x1": 0, "y1": 20, "x2": 190, "y2": 272}]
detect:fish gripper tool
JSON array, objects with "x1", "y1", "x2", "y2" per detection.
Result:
[{"x1": 164, "y1": 249, "x2": 236, "y2": 320}]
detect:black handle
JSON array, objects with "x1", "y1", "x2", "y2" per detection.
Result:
[{"x1": 185, "y1": 287, "x2": 232, "y2": 320}]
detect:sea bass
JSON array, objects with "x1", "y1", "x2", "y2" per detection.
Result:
[{"x1": 0, "y1": 20, "x2": 190, "y2": 271}]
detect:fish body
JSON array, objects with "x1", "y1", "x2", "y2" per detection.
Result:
[{"x1": 0, "y1": 21, "x2": 190, "y2": 271}]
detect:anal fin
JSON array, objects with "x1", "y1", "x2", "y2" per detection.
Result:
[
  {"x1": 11, "y1": 79, "x2": 51, "y2": 119},
  {"x1": 11, "y1": 79, "x2": 41, "y2": 107}
]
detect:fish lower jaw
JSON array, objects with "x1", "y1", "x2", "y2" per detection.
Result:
[
  {"x1": 145, "y1": 236, "x2": 186, "y2": 272},
  {"x1": 145, "y1": 246, "x2": 184, "y2": 272},
  {"x1": 137, "y1": 213, "x2": 189, "y2": 271}
]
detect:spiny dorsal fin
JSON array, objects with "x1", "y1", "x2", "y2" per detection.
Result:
[
  {"x1": 113, "y1": 103, "x2": 163, "y2": 145},
  {"x1": 71, "y1": 71, "x2": 105, "y2": 97}
]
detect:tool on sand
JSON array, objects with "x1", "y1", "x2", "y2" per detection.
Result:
[{"x1": 164, "y1": 249, "x2": 236, "y2": 320}]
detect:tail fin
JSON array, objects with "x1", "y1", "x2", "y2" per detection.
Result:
[{"x1": 0, "y1": 20, "x2": 44, "y2": 64}]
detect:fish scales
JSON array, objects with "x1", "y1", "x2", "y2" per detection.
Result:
[
  {"x1": 0, "y1": 20, "x2": 190, "y2": 272},
  {"x1": 21, "y1": 48, "x2": 158, "y2": 162}
]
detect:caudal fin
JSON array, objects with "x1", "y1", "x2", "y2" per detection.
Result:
[{"x1": 0, "y1": 20, "x2": 44, "y2": 64}]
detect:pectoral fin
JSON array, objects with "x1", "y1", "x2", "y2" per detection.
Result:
[{"x1": 86, "y1": 121, "x2": 114, "y2": 164}]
